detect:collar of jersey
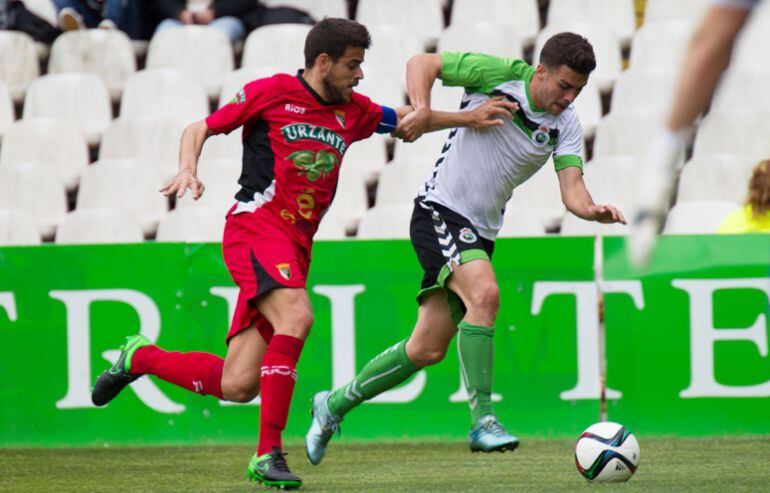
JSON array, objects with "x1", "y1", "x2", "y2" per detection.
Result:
[
  {"x1": 524, "y1": 69, "x2": 547, "y2": 114},
  {"x1": 296, "y1": 69, "x2": 334, "y2": 106}
]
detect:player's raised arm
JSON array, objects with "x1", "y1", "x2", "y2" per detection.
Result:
[
  {"x1": 557, "y1": 167, "x2": 626, "y2": 224},
  {"x1": 160, "y1": 119, "x2": 211, "y2": 200},
  {"x1": 398, "y1": 53, "x2": 443, "y2": 141},
  {"x1": 391, "y1": 97, "x2": 517, "y2": 140}
]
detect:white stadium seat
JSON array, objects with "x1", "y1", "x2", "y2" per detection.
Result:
[
  {"x1": 356, "y1": 204, "x2": 414, "y2": 239},
  {"x1": 0, "y1": 161, "x2": 67, "y2": 239},
  {"x1": 375, "y1": 158, "x2": 435, "y2": 207},
  {"x1": 437, "y1": 22, "x2": 524, "y2": 60},
  {"x1": 572, "y1": 79, "x2": 602, "y2": 138},
  {"x1": 357, "y1": 0, "x2": 443, "y2": 49},
  {"x1": 242, "y1": 24, "x2": 312, "y2": 73},
  {"x1": 693, "y1": 110, "x2": 770, "y2": 160},
  {"x1": 156, "y1": 206, "x2": 225, "y2": 242},
  {"x1": 328, "y1": 160, "x2": 369, "y2": 231},
  {"x1": 341, "y1": 134, "x2": 388, "y2": 186},
  {"x1": 711, "y1": 66, "x2": 770, "y2": 113},
  {"x1": 609, "y1": 68, "x2": 677, "y2": 116},
  {"x1": 0, "y1": 81, "x2": 14, "y2": 141},
  {"x1": 0, "y1": 118, "x2": 89, "y2": 191},
  {"x1": 498, "y1": 206, "x2": 547, "y2": 237},
  {"x1": 363, "y1": 25, "x2": 423, "y2": 92},
  {"x1": 315, "y1": 204, "x2": 350, "y2": 240},
  {"x1": 677, "y1": 155, "x2": 756, "y2": 205},
  {"x1": 146, "y1": 25, "x2": 234, "y2": 99},
  {"x1": 56, "y1": 208, "x2": 145, "y2": 244},
  {"x1": 393, "y1": 130, "x2": 451, "y2": 163},
  {"x1": 121, "y1": 69, "x2": 209, "y2": 126},
  {"x1": 534, "y1": 22, "x2": 622, "y2": 92},
  {"x1": 199, "y1": 128, "x2": 243, "y2": 163},
  {"x1": 356, "y1": 66, "x2": 406, "y2": 108},
  {"x1": 0, "y1": 209, "x2": 41, "y2": 246},
  {"x1": 76, "y1": 160, "x2": 168, "y2": 236},
  {"x1": 23, "y1": 73, "x2": 112, "y2": 146},
  {"x1": 218, "y1": 67, "x2": 281, "y2": 108},
  {"x1": 592, "y1": 112, "x2": 666, "y2": 159},
  {"x1": 431, "y1": 84, "x2": 465, "y2": 112},
  {"x1": 451, "y1": 0, "x2": 540, "y2": 47},
  {"x1": 507, "y1": 160, "x2": 566, "y2": 229},
  {"x1": 175, "y1": 159, "x2": 240, "y2": 213},
  {"x1": 48, "y1": 30, "x2": 137, "y2": 102},
  {"x1": 629, "y1": 20, "x2": 695, "y2": 70},
  {"x1": 0, "y1": 31, "x2": 39, "y2": 103},
  {"x1": 663, "y1": 200, "x2": 739, "y2": 234},
  {"x1": 582, "y1": 156, "x2": 641, "y2": 206},
  {"x1": 643, "y1": 0, "x2": 710, "y2": 24},
  {"x1": 262, "y1": 0, "x2": 347, "y2": 19},
  {"x1": 548, "y1": 0, "x2": 636, "y2": 48}
]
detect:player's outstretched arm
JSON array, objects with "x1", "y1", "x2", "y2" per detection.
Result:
[
  {"x1": 557, "y1": 167, "x2": 626, "y2": 224},
  {"x1": 392, "y1": 97, "x2": 517, "y2": 140},
  {"x1": 160, "y1": 119, "x2": 212, "y2": 200}
]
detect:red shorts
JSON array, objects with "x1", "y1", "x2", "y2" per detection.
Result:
[{"x1": 222, "y1": 208, "x2": 310, "y2": 344}]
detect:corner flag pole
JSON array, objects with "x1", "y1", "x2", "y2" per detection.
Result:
[{"x1": 594, "y1": 233, "x2": 608, "y2": 422}]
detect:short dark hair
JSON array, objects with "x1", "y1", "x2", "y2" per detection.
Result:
[
  {"x1": 304, "y1": 18, "x2": 371, "y2": 68},
  {"x1": 539, "y1": 32, "x2": 596, "y2": 75}
]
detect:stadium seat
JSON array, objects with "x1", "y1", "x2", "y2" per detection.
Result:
[
  {"x1": 0, "y1": 209, "x2": 41, "y2": 246},
  {"x1": 0, "y1": 118, "x2": 89, "y2": 191},
  {"x1": 76, "y1": 160, "x2": 168, "y2": 236},
  {"x1": 450, "y1": 0, "x2": 540, "y2": 47},
  {"x1": 507, "y1": 160, "x2": 566, "y2": 229},
  {"x1": 0, "y1": 31, "x2": 39, "y2": 104},
  {"x1": 356, "y1": 66, "x2": 406, "y2": 108},
  {"x1": 534, "y1": 22, "x2": 622, "y2": 92},
  {"x1": 592, "y1": 112, "x2": 665, "y2": 158},
  {"x1": 48, "y1": 30, "x2": 137, "y2": 102},
  {"x1": 677, "y1": 154, "x2": 755, "y2": 205},
  {"x1": 431, "y1": 84, "x2": 465, "y2": 111},
  {"x1": 375, "y1": 158, "x2": 435, "y2": 207},
  {"x1": 608, "y1": 68, "x2": 676, "y2": 116},
  {"x1": 560, "y1": 208, "x2": 632, "y2": 236},
  {"x1": 99, "y1": 117, "x2": 185, "y2": 181},
  {"x1": 0, "y1": 161, "x2": 67, "y2": 239},
  {"x1": 629, "y1": 20, "x2": 695, "y2": 70},
  {"x1": 146, "y1": 25, "x2": 234, "y2": 99},
  {"x1": 642, "y1": 0, "x2": 710, "y2": 24},
  {"x1": 663, "y1": 200, "x2": 739, "y2": 234},
  {"x1": 121, "y1": 69, "x2": 209, "y2": 126},
  {"x1": 582, "y1": 156, "x2": 643, "y2": 208},
  {"x1": 242, "y1": 24, "x2": 312, "y2": 73},
  {"x1": 357, "y1": 0, "x2": 444, "y2": 49},
  {"x1": 328, "y1": 159, "x2": 369, "y2": 230},
  {"x1": 0, "y1": 81, "x2": 14, "y2": 141},
  {"x1": 315, "y1": 205, "x2": 349, "y2": 239},
  {"x1": 199, "y1": 127, "x2": 243, "y2": 163},
  {"x1": 363, "y1": 25, "x2": 423, "y2": 90},
  {"x1": 498, "y1": 206, "x2": 548, "y2": 237},
  {"x1": 711, "y1": 66, "x2": 770, "y2": 113},
  {"x1": 341, "y1": 134, "x2": 388, "y2": 186},
  {"x1": 571, "y1": 79, "x2": 601, "y2": 138},
  {"x1": 218, "y1": 67, "x2": 280, "y2": 108},
  {"x1": 175, "y1": 159, "x2": 240, "y2": 213},
  {"x1": 156, "y1": 206, "x2": 225, "y2": 242},
  {"x1": 692, "y1": 110, "x2": 770, "y2": 160},
  {"x1": 437, "y1": 22, "x2": 524, "y2": 60},
  {"x1": 392, "y1": 130, "x2": 451, "y2": 163},
  {"x1": 547, "y1": 0, "x2": 636, "y2": 48},
  {"x1": 261, "y1": 0, "x2": 347, "y2": 19},
  {"x1": 22, "y1": 73, "x2": 112, "y2": 146},
  {"x1": 356, "y1": 204, "x2": 414, "y2": 239},
  {"x1": 55, "y1": 208, "x2": 145, "y2": 244}
]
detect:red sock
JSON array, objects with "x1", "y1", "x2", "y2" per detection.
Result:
[
  {"x1": 131, "y1": 346, "x2": 224, "y2": 399},
  {"x1": 257, "y1": 334, "x2": 304, "y2": 455}
]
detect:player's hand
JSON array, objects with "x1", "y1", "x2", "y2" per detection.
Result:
[
  {"x1": 589, "y1": 204, "x2": 626, "y2": 224},
  {"x1": 467, "y1": 96, "x2": 517, "y2": 129},
  {"x1": 194, "y1": 8, "x2": 214, "y2": 24},
  {"x1": 160, "y1": 171, "x2": 205, "y2": 200},
  {"x1": 179, "y1": 9, "x2": 195, "y2": 24},
  {"x1": 393, "y1": 106, "x2": 431, "y2": 143}
]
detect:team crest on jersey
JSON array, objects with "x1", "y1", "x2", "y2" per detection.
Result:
[
  {"x1": 459, "y1": 227, "x2": 477, "y2": 244},
  {"x1": 334, "y1": 110, "x2": 346, "y2": 129},
  {"x1": 229, "y1": 89, "x2": 246, "y2": 105},
  {"x1": 276, "y1": 263, "x2": 292, "y2": 281},
  {"x1": 532, "y1": 125, "x2": 551, "y2": 148}
]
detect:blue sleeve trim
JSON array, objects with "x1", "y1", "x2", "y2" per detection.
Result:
[{"x1": 375, "y1": 106, "x2": 398, "y2": 134}]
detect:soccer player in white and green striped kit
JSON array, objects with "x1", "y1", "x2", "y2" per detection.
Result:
[{"x1": 306, "y1": 33, "x2": 626, "y2": 463}]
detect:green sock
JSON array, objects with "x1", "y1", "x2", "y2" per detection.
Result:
[
  {"x1": 457, "y1": 321, "x2": 495, "y2": 426},
  {"x1": 327, "y1": 339, "x2": 418, "y2": 417}
]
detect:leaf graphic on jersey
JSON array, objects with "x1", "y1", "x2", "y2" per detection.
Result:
[
  {"x1": 287, "y1": 150, "x2": 315, "y2": 167},
  {"x1": 315, "y1": 149, "x2": 338, "y2": 173},
  {"x1": 287, "y1": 150, "x2": 339, "y2": 182}
]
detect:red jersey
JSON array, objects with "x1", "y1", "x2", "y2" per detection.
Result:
[{"x1": 206, "y1": 72, "x2": 396, "y2": 251}]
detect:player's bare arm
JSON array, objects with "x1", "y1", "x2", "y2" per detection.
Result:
[
  {"x1": 557, "y1": 167, "x2": 626, "y2": 224},
  {"x1": 160, "y1": 119, "x2": 212, "y2": 200},
  {"x1": 392, "y1": 97, "x2": 517, "y2": 139},
  {"x1": 400, "y1": 53, "x2": 443, "y2": 142}
]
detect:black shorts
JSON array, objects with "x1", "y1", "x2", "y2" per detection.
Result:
[{"x1": 410, "y1": 199, "x2": 494, "y2": 324}]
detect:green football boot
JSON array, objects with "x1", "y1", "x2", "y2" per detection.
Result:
[
  {"x1": 91, "y1": 334, "x2": 150, "y2": 406},
  {"x1": 246, "y1": 448, "x2": 302, "y2": 490}
]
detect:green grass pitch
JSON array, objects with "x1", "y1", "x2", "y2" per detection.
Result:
[{"x1": 2, "y1": 437, "x2": 768, "y2": 492}]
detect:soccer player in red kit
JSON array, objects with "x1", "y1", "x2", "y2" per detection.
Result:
[{"x1": 90, "y1": 17, "x2": 515, "y2": 489}]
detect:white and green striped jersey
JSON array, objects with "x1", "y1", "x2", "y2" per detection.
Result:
[{"x1": 418, "y1": 52, "x2": 584, "y2": 241}]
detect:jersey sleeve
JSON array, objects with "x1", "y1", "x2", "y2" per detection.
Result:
[
  {"x1": 553, "y1": 113, "x2": 584, "y2": 173},
  {"x1": 205, "y1": 76, "x2": 277, "y2": 135},
  {"x1": 351, "y1": 93, "x2": 394, "y2": 142},
  {"x1": 440, "y1": 52, "x2": 534, "y2": 94}
]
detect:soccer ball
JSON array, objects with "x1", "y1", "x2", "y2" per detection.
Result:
[{"x1": 574, "y1": 421, "x2": 640, "y2": 483}]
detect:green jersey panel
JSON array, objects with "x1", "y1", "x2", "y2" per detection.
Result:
[{"x1": 440, "y1": 52, "x2": 535, "y2": 94}]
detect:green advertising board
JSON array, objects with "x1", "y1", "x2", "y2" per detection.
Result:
[{"x1": 0, "y1": 236, "x2": 768, "y2": 447}]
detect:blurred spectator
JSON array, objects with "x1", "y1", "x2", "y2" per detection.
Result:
[
  {"x1": 1, "y1": 0, "x2": 61, "y2": 42},
  {"x1": 54, "y1": 0, "x2": 151, "y2": 39},
  {"x1": 154, "y1": 0, "x2": 252, "y2": 42},
  {"x1": 718, "y1": 160, "x2": 770, "y2": 234}
]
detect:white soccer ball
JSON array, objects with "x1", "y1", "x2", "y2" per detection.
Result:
[{"x1": 575, "y1": 421, "x2": 640, "y2": 483}]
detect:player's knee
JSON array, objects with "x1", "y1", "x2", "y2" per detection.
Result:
[
  {"x1": 408, "y1": 345, "x2": 447, "y2": 367},
  {"x1": 278, "y1": 306, "x2": 314, "y2": 339},
  {"x1": 466, "y1": 282, "x2": 500, "y2": 318},
  {"x1": 221, "y1": 378, "x2": 259, "y2": 403}
]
